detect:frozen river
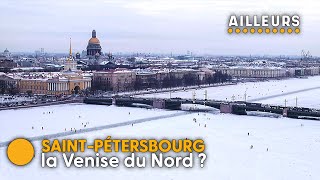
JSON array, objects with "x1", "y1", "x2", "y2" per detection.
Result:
[
  {"x1": 139, "y1": 76, "x2": 320, "y2": 109},
  {"x1": 1, "y1": 103, "x2": 320, "y2": 180}
]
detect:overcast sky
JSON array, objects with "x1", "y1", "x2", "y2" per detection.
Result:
[{"x1": 1, "y1": 0, "x2": 319, "y2": 56}]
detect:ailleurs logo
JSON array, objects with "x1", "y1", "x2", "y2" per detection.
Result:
[{"x1": 227, "y1": 15, "x2": 300, "y2": 34}]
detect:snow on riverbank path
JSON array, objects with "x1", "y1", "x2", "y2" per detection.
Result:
[
  {"x1": 249, "y1": 86, "x2": 320, "y2": 102},
  {"x1": 0, "y1": 111, "x2": 191, "y2": 148}
]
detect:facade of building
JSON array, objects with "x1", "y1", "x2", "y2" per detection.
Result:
[
  {"x1": 0, "y1": 56, "x2": 17, "y2": 72},
  {"x1": 47, "y1": 72, "x2": 91, "y2": 95},
  {"x1": 155, "y1": 69, "x2": 169, "y2": 87},
  {"x1": 135, "y1": 71, "x2": 157, "y2": 89},
  {"x1": 294, "y1": 67, "x2": 320, "y2": 76},
  {"x1": 93, "y1": 69, "x2": 136, "y2": 92},
  {"x1": 19, "y1": 78, "x2": 48, "y2": 95},
  {"x1": 15, "y1": 72, "x2": 92, "y2": 96},
  {"x1": 0, "y1": 73, "x2": 19, "y2": 93},
  {"x1": 64, "y1": 38, "x2": 78, "y2": 71},
  {"x1": 86, "y1": 30, "x2": 102, "y2": 56},
  {"x1": 212, "y1": 67, "x2": 287, "y2": 78},
  {"x1": 0, "y1": 40, "x2": 92, "y2": 95},
  {"x1": 47, "y1": 39, "x2": 91, "y2": 95}
]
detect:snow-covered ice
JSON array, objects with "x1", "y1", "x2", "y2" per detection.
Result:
[
  {"x1": 1, "y1": 103, "x2": 320, "y2": 180},
  {"x1": 0, "y1": 104, "x2": 177, "y2": 142},
  {"x1": 1, "y1": 76, "x2": 320, "y2": 180},
  {"x1": 139, "y1": 76, "x2": 320, "y2": 108}
]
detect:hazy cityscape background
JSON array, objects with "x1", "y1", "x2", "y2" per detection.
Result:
[{"x1": 1, "y1": 0, "x2": 320, "y2": 56}]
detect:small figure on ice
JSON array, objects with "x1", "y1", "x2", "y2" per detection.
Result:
[{"x1": 250, "y1": 145, "x2": 254, "y2": 149}]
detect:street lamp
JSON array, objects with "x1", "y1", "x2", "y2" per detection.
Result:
[{"x1": 244, "y1": 88, "x2": 248, "y2": 102}]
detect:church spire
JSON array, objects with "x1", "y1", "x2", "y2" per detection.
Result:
[
  {"x1": 69, "y1": 38, "x2": 72, "y2": 57},
  {"x1": 64, "y1": 37, "x2": 77, "y2": 71}
]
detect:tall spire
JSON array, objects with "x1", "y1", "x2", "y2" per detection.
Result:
[
  {"x1": 67, "y1": 38, "x2": 73, "y2": 63},
  {"x1": 69, "y1": 38, "x2": 72, "y2": 56},
  {"x1": 64, "y1": 37, "x2": 76, "y2": 71}
]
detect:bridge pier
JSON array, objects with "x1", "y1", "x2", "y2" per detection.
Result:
[
  {"x1": 153, "y1": 99, "x2": 166, "y2": 109},
  {"x1": 220, "y1": 104, "x2": 233, "y2": 113},
  {"x1": 283, "y1": 108, "x2": 288, "y2": 117}
]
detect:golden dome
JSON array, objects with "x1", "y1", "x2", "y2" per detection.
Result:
[{"x1": 88, "y1": 37, "x2": 100, "y2": 44}]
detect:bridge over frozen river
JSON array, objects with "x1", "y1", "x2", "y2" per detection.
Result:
[{"x1": 84, "y1": 96, "x2": 320, "y2": 120}]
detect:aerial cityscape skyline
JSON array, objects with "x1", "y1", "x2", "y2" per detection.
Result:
[
  {"x1": 2, "y1": 1, "x2": 320, "y2": 180},
  {"x1": 1, "y1": 0, "x2": 319, "y2": 56}
]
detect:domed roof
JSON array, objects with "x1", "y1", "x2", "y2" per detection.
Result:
[
  {"x1": 4, "y1": 48, "x2": 9, "y2": 53},
  {"x1": 88, "y1": 37, "x2": 100, "y2": 44}
]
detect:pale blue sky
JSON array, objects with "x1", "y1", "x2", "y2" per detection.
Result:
[{"x1": 0, "y1": 0, "x2": 319, "y2": 56}]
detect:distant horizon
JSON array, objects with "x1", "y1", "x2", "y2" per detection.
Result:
[
  {"x1": 1, "y1": 0, "x2": 319, "y2": 56},
  {"x1": 6, "y1": 50, "x2": 313, "y2": 58}
]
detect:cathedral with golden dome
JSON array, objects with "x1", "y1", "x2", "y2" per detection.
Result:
[{"x1": 86, "y1": 30, "x2": 102, "y2": 57}]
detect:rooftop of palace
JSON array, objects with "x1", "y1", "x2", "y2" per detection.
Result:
[{"x1": 2, "y1": 71, "x2": 92, "y2": 81}]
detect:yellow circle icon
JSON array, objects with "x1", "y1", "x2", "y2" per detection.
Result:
[
  {"x1": 228, "y1": 28, "x2": 233, "y2": 34},
  {"x1": 272, "y1": 28, "x2": 278, "y2": 34},
  {"x1": 287, "y1": 28, "x2": 293, "y2": 34},
  {"x1": 235, "y1": 28, "x2": 241, "y2": 34},
  {"x1": 7, "y1": 138, "x2": 34, "y2": 166},
  {"x1": 258, "y1": 28, "x2": 263, "y2": 34},
  {"x1": 265, "y1": 28, "x2": 270, "y2": 34},
  {"x1": 250, "y1": 28, "x2": 255, "y2": 34},
  {"x1": 243, "y1": 28, "x2": 248, "y2": 34},
  {"x1": 280, "y1": 28, "x2": 285, "y2": 34},
  {"x1": 295, "y1": 28, "x2": 300, "y2": 34}
]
